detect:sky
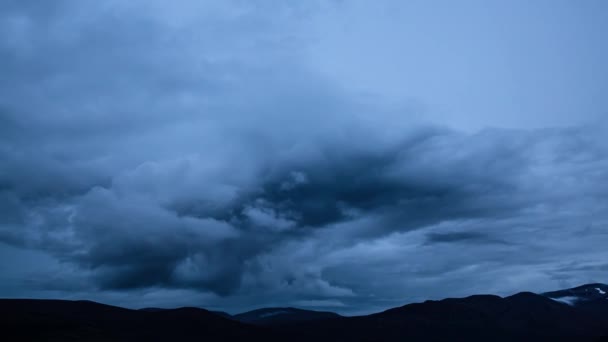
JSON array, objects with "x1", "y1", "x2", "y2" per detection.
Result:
[{"x1": 1, "y1": 0, "x2": 608, "y2": 315}]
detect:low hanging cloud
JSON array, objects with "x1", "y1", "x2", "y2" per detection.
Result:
[{"x1": 1, "y1": 0, "x2": 608, "y2": 314}]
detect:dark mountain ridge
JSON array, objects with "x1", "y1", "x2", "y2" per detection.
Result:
[
  {"x1": 0, "y1": 299, "x2": 279, "y2": 341},
  {"x1": 2, "y1": 283, "x2": 608, "y2": 341}
]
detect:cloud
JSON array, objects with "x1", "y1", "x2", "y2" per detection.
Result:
[
  {"x1": 291, "y1": 299, "x2": 346, "y2": 308},
  {"x1": 425, "y1": 231, "x2": 505, "y2": 245},
  {"x1": 1, "y1": 0, "x2": 607, "y2": 315}
]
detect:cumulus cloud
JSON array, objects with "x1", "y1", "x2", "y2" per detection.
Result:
[{"x1": 1, "y1": 0, "x2": 608, "y2": 315}]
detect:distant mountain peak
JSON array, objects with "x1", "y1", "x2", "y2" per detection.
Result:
[
  {"x1": 233, "y1": 307, "x2": 341, "y2": 325},
  {"x1": 542, "y1": 283, "x2": 608, "y2": 307}
]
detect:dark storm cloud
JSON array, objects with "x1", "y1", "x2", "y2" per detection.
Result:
[
  {"x1": 1, "y1": 0, "x2": 608, "y2": 315},
  {"x1": 425, "y1": 231, "x2": 499, "y2": 244},
  {"x1": 226, "y1": 128, "x2": 529, "y2": 234},
  {"x1": 5, "y1": 125, "x2": 602, "y2": 302}
]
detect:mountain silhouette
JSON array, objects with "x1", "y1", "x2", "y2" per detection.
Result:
[{"x1": 2, "y1": 283, "x2": 608, "y2": 341}]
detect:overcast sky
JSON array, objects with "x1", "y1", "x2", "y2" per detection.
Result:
[{"x1": 1, "y1": 0, "x2": 608, "y2": 315}]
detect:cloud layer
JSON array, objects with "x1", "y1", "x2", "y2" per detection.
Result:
[{"x1": 1, "y1": 0, "x2": 608, "y2": 314}]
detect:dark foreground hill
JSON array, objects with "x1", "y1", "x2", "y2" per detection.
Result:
[
  {"x1": 0, "y1": 299, "x2": 280, "y2": 341},
  {"x1": 2, "y1": 283, "x2": 608, "y2": 341},
  {"x1": 280, "y1": 292, "x2": 608, "y2": 341}
]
